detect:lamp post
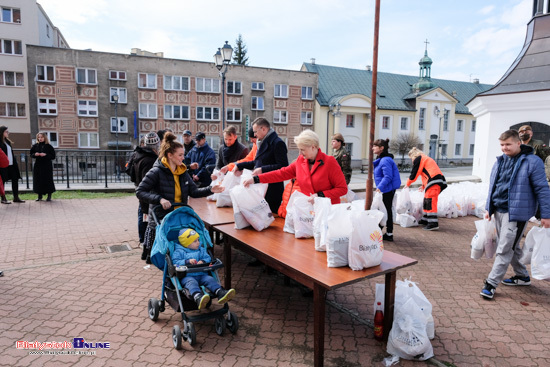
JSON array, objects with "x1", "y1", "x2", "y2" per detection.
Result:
[
  {"x1": 214, "y1": 41, "x2": 233, "y2": 137},
  {"x1": 112, "y1": 92, "x2": 120, "y2": 180},
  {"x1": 434, "y1": 106, "x2": 447, "y2": 165}
]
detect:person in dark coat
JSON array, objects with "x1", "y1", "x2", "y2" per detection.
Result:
[
  {"x1": 30, "y1": 132, "x2": 56, "y2": 201},
  {"x1": 235, "y1": 117, "x2": 289, "y2": 213},
  {"x1": 182, "y1": 130, "x2": 195, "y2": 157},
  {"x1": 215, "y1": 125, "x2": 249, "y2": 171},
  {"x1": 136, "y1": 132, "x2": 223, "y2": 263},
  {"x1": 185, "y1": 132, "x2": 216, "y2": 188},
  {"x1": 331, "y1": 133, "x2": 352, "y2": 185},
  {"x1": 0, "y1": 126, "x2": 24, "y2": 203}
]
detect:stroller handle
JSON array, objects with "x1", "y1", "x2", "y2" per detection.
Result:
[{"x1": 149, "y1": 202, "x2": 189, "y2": 226}]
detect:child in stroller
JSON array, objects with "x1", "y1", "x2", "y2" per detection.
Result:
[{"x1": 173, "y1": 228, "x2": 235, "y2": 310}]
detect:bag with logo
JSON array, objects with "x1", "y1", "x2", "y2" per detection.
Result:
[
  {"x1": 293, "y1": 196, "x2": 315, "y2": 238},
  {"x1": 348, "y1": 210, "x2": 384, "y2": 270},
  {"x1": 326, "y1": 203, "x2": 353, "y2": 267},
  {"x1": 530, "y1": 227, "x2": 550, "y2": 281},
  {"x1": 313, "y1": 197, "x2": 332, "y2": 251},
  {"x1": 230, "y1": 185, "x2": 274, "y2": 231},
  {"x1": 284, "y1": 191, "x2": 306, "y2": 234}
]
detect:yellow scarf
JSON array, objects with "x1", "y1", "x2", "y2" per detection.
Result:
[{"x1": 161, "y1": 157, "x2": 187, "y2": 205}]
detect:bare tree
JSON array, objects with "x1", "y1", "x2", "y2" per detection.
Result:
[{"x1": 389, "y1": 133, "x2": 421, "y2": 165}]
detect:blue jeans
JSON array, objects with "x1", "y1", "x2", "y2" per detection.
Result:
[{"x1": 181, "y1": 273, "x2": 221, "y2": 296}]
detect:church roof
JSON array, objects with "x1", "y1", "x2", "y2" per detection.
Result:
[{"x1": 303, "y1": 63, "x2": 492, "y2": 115}]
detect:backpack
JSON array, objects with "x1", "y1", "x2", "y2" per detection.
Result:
[{"x1": 125, "y1": 152, "x2": 137, "y2": 183}]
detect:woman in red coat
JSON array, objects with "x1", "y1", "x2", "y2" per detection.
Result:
[{"x1": 243, "y1": 129, "x2": 347, "y2": 204}]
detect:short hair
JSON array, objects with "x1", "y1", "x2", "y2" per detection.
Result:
[
  {"x1": 36, "y1": 132, "x2": 50, "y2": 145},
  {"x1": 499, "y1": 129, "x2": 520, "y2": 142},
  {"x1": 223, "y1": 125, "x2": 238, "y2": 136},
  {"x1": 373, "y1": 138, "x2": 389, "y2": 152},
  {"x1": 408, "y1": 147, "x2": 424, "y2": 159},
  {"x1": 252, "y1": 117, "x2": 270, "y2": 129},
  {"x1": 159, "y1": 132, "x2": 183, "y2": 159},
  {"x1": 518, "y1": 125, "x2": 532, "y2": 133},
  {"x1": 294, "y1": 129, "x2": 319, "y2": 149}
]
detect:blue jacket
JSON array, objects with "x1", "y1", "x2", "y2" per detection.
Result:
[
  {"x1": 486, "y1": 145, "x2": 550, "y2": 221},
  {"x1": 373, "y1": 152, "x2": 401, "y2": 193},
  {"x1": 185, "y1": 142, "x2": 216, "y2": 187},
  {"x1": 171, "y1": 244, "x2": 212, "y2": 277}
]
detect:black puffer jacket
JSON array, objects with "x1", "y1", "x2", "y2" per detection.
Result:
[
  {"x1": 136, "y1": 159, "x2": 212, "y2": 227},
  {"x1": 216, "y1": 140, "x2": 249, "y2": 170},
  {"x1": 133, "y1": 146, "x2": 158, "y2": 213}
]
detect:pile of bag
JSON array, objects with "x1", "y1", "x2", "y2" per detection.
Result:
[
  {"x1": 520, "y1": 226, "x2": 550, "y2": 281},
  {"x1": 470, "y1": 218, "x2": 497, "y2": 260},
  {"x1": 394, "y1": 187, "x2": 419, "y2": 228}
]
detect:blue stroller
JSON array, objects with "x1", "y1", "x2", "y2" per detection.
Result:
[{"x1": 147, "y1": 205, "x2": 239, "y2": 349}]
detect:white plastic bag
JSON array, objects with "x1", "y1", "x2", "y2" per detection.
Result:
[
  {"x1": 470, "y1": 219, "x2": 496, "y2": 260},
  {"x1": 229, "y1": 185, "x2": 274, "y2": 231},
  {"x1": 326, "y1": 203, "x2": 353, "y2": 267},
  {"x1": 371, "y1": 192, "x2": 388, "y2": 227},
  {"x1": 387, "y1": 298, "x2": 433, "y2": 361},
  {"x1": 216, "y1": 171, "x2": 240, "y2": 207},
  {"x1": 340, "y1": 186, "x2": 357, "y2": 203},
  {"x1": 483, "y1": 219, "x2": 497, "y2": 259},
  {"x1": 396, "y1": 187, "x2": 412, "y2": 214},
  {"x1": 284, "y1": 191, "x2": 307, "y2": 234},
  {"x1": 207, "y1": 169, "x2": 224, "y2": 201},
  {"x1": 520, "y1": 226, "x2": 542, "y2": 265},
  {"x1": 531, "y1": 227, "x2": 550, "y2": 281},
  {"x1": 348, "y1": 210, "x2": 384, "y2": 270},
  {"x1": 293, "y1": 196, "x2": 315, "y2": 238},
  {"x1": 313, "y1": 197, "x2": 331, "y2": 252},
  {"x1": 397, "y1": 213, "x2": 418, "y2": 228}
]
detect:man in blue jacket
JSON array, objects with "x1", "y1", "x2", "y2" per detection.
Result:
[
  {"x1": 185, "y1": 132, "x2": 216, "y2": 187},
  {"x1": 480, "y1": 129, "x2": 550, "y2": 300}
]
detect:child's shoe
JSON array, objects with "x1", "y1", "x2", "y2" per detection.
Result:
[
  {"x1": 216, "y1": 288, "x2": 235, "y2": 305},
  {"x1": 480, "y1": 281, "x2": 496, "y2": 300},
  {"x1": 194, "y1": 292, "x2": 210, "y2": 310}
]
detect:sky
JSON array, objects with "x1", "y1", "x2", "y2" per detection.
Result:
[{"x1": 37, "y1": 0, "x2": 533, "y2": 85}]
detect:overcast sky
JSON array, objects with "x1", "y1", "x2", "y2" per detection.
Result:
[{"x1": 37, "y1": 0, "x2": 532, "y2": 85}]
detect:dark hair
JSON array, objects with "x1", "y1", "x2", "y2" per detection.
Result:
[
  {"x1": 252, "y1": 117, "x2": 270, "y2": 129},
  {"x1": 0, "y1": 125, "x2": 12, "y2": 146},
  {"x1": 499, "y1": 129, "x2": 520, "y2": 142},
  {"x1": 156, "y1": 129, "x2": 167, "y2": 142},
  {"x1": 223, "y1": 125, "x2": 238, "y2": 136},
  {"x1": 373, "y1": 138, "x2": 390, "y2": 152},
  {"x1": 159, "y1": 132, "x2": 183, "y2": 159}
]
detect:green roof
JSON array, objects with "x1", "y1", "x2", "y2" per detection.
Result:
[{"x1": 303, "y1": 63, "x2": 492, "y2": 115}]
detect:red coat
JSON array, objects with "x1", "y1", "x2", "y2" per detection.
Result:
[
  {"x1": 258, "y1": 149, "x2": 347, "y2": 204},
  {"x1": 0, "y1": 149, "x2": 8, "y2": 196}
]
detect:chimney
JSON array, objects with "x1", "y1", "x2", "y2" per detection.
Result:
[
  {"x1": 310, "y1": 58, "x2": 316, "y2": 65},
  {"x1": 473, "y1": 78, "x2": 479, "y2": 84},
  {"x1": 366, "y1": 65, "x2": 371, "y2": 72}
]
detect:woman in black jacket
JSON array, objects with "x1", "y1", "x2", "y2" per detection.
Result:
[
  {"x1": 0, "y1": 126, "x2": 24, "y2": 204},
  {"x1": 30, "y1": 132, "x2": 56, "y2": 201},
  {"x1": 136, "y1": 132, "x2": 223, "y2": 263}
]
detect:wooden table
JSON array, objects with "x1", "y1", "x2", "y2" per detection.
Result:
[
  {"x1": 187, "y1": 198, "x2": 235, "y2": 244},
  {"x1": 215, "y1": 218, "x2": 417, "y2": 367}
]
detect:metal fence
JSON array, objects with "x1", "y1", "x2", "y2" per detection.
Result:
[{"x1": 15, "y1": 149, "x2": 135, "y2": 189}]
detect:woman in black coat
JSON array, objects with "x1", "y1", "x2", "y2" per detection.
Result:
[
  {"x1": 30, "y1": 132, "x2": 56, "y2": 201},
  {"x1": 0, "y1": 126, "x2": 24, "y2": 204}
]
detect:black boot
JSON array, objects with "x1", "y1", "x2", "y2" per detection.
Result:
[
  {"x1": 36, "y1": 195, "x2": 43, "y2": 202},
  {"x1": 46, "y1": 193, "x2": 52, "y2": 202},
  {"x1": 1, "y1": 195, "x2": 10, "y2": 204}
]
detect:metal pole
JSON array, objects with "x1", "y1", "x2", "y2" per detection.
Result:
[
  {"x1": 365, "y1": 0, "x2": 381, "y2": 211},
  {"x1": 104, "y1": 155, "x2": 108, "y2": 188},
  {"x1": 115, "y1": 100, "x2": 119, "y2": 181},
  {"x1": 65, "y1": 154, "x2": 70, "y2": 188},
  {"x1": 221, "y1": 67, "x2": 226, "y2": 134}
]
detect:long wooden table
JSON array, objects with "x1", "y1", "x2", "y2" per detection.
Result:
[
  {"x1": 215, "y1": 217, "x2": 418, "y2": 367},
  {"x1": 187, "y1": 198, "x2": 235, "y2": 244}
]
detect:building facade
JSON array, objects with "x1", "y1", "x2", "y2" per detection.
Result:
[
  {"x1": 0, "y1": 0, "x2": 68, "y2": 147},
  {"x1": 26, "y1": 46, "x2": 318, "y2": 154}
]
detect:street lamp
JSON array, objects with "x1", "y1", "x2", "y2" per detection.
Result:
[
  {"x1": 112, "y1": 91, "x2": 120, "y2": 180},
  {"x1": 214, "y1": 41, "x2": 233, "y2": 136},
  {"x1": 434, "y1": 106, "x2": 447, "y2": 165}
]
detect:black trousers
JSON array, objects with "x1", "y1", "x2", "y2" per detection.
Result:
[
  {"x1": 382, "y1": 190, "x2": 396, "y2": 234},
  {"x1": 5, "y1": 165, "x2": 20, "y2": 198}
]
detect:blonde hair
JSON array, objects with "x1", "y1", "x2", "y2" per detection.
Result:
[
  {"x1": 408, "y1": 147, "x2": 424, "y2": 160},
  {"x1": 36, "y1": 132, "x2": 50, "y2": 145},
  {"x1": 294, "y1": 129, "x2": 319, "y2": 149}
]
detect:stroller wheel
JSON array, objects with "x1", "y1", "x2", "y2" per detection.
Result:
[
  {"x1": 148, "y1": 298, "x2": 160, "y2": 321},
  {"x1": 186, "y1": 322, "x2": 196, "y2": 346},
  {"x1": 226, "y1": 311, "x2": 239, "y2": 334},
  {"x1": 172, "y1": 325, "x2": 182, "y2": 350},
  {"x1": 215, "y1": 316, "x2": 226, "y2": 336}
]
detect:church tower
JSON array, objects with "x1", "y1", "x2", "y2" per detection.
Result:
[{"x1": 412, "y1": 40, "x2": 435, "y2": 92}]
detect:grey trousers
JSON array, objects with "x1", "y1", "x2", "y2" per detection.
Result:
[{"x1": 487, "y1": 212, "x2": 528, "y2": 288}]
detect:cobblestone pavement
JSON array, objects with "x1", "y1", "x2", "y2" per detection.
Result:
[{"x1": 1, "y1": 196, "x2": 549, "y2": 366}]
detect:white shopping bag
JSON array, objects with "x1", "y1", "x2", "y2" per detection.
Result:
[
  {"x1": 371, "y1": 192, "x2": 388, "y2": 227},
  {"x1": 313, "y1": 197, "x2": 331, "y2": 252},
  {"x1": 531, "y1": 227, "x2": 550, "y2": 281},
  {"x1": 348, "y1": 210, "x2": 384, "y2": 270},
  {"x1": 207, "y1": 169, "x2": 224, "y2": 201},
  {"x1": 326, "y1": 203, "x2": 353, "y2": 267},
  {"x1": 397, "y1": 213, "x2": 418, "y2": 228},
  {"x1": 229, "y1": 185, "x2": 274, "y2": 231},
  {"x1": 483, "y1": 219, "x2": 497, "y2": 259},
  {"x1": 293, "y1": 196, "x2": 315, "y2": 238},
  {"x1": 470, "y1": 219, "x2": 487, "y2": 260},
  {"x1": 340, "y1": 186, "x2": 357, "y2": 203},
  {"x1": 520, "y1": 226, "x2": 544, "y2": 265},
  {"x1": 409, "y1": 191, "x2": 425, "y2": 221},
  {"x1": 284, "y1": 191, "x2": 307, "y2": 234},
  {"x1": 216, "y1": 171, "x2": 240, "y2": 207},
  {"x1": 396, "y1": 187, "x2": 412, "y2": 214}
]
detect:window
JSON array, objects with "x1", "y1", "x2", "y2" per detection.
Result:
[
  {"x1": 382, "y1": 116, "x2": 390, "y2": 129},
  {"x1": 138, "y1": 73, "x2": 157, "y2": 89},
  {"x1": 469, "y1": 144, "x2": 475, "y2": 156},
  {"x1": 251, "y1": 82, "x2": 264, "y2": 91},
  {"x1": 76, "y1": 68, "x2": 97, "y2": 84},
  {"x1": 301, "y1": 111, "x2": 312, "y2": 125},
  {"x1": 77, "y1": 100, "x2": 98, "y2": 116},
  {"x1": 0, "y1": 71, "x2": 24, "y2": 87},
  {"x1": 110, "y1": 87, "x2": 127, "y2": 103},
  {"x1": 139, "y1": 103, "x2": 157, "y2": 119},
  {"x1": 79, "y1": 132, "x2": 99, "y2": 148},
  {"x1": 226, "y1": 108, "x2": 242, "y2": 122},
  {"x1": 1, "y1": 7, "x2": 21, "y2": 23},
  {"x1": 196, "y1": 106, "x2": 220, "y2": 121},
  {"x1": 0, "y1": 102, "x2": 25, "y2": 117},
  {"x1": 251, "y1": 96, "x2": 264, "y2": 110},
  {"x1": 196, "y1": 77, "x2": 220, "y2": 93},
  {"x1": 109, "y1": 70, "x2": 126, "y2": 81},
  {"x1": 441, "y1": 144, "x2": 448, "y2": 156},
  {"x1": 457, "y1": 119, "x2": 463, "y2": 132},
  {"x1": 37, "y1": 65, "x2": 55, "y2": 82},
  {"x1": 164, "y1": 105, "x2": 190, "y2": 120},
  {"x1": 443, "y1": 110, "x2": 449, "y2": 131},
  {"x1": 346, "y1": 114, "x2": 355, "y2": 128},
  {"x1": 400, "y1": 117, "x2": 409, "y2": 130},
  {"x1": 1, "y1": 39, "x2": 22, "y2": 55},
  {"x1": 44, "y1": 132, "x2": 58, "y2": 147},
  {"x1": 164, "y1": 75, "x2": 190, "y2": 91},
  {"x1": 111, "y1": 117, "x2": 128, "y2": 133},
  {"x1": 419, "y1": 108, "x2": 425, "y2": 130},
  {"x1": 471, "y1": 120, "x2": 476, "y2": 132},
  {"x1": 455, "y1": 144, "x2": 462, "y2": 155},
  {"x1": 46, "y1": 24, "x2": 50, "y2": 38},
  {"x1": 227, "y1": 81, "x2": 242, "y2": 95},
  {"x1": 273, "y1": 110, "x2": 288, "y2": 124},
  {"x1": 274, "y1": 84, "x2": 288, "y2": 98},
  {"x1": 301, "y1": 86, "x2": 313, "y2": 100},
  {"x1": 345, "y1": 143, "x2": 353, "y2": 156},
  {"x1": 38, "y1": 98, "x2": 57, "y2": 115}
]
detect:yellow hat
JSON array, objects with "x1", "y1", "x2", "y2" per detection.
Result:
[{"x1": 178, "y1": 228, "x2": 199, "y2": 248}]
